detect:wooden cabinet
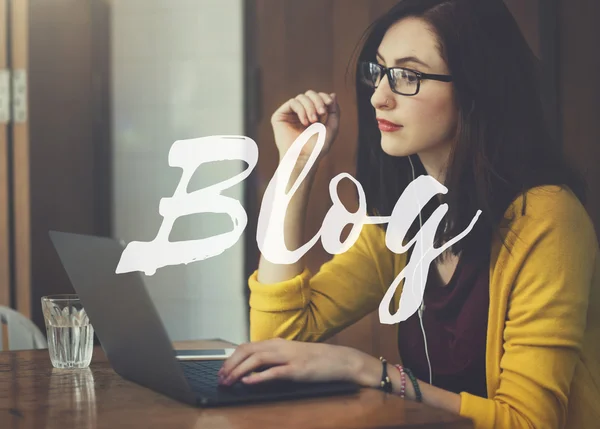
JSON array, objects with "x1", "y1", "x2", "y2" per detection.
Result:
[
  {"x1": 0, "y1": 0, "x2": 10, "y2": 313},
  {"x1": 0, "y1": 0, "x2": 111, "y2": 331},
  {"x1": 1, "y1": 0, "x2": 31, "y2": 321}
]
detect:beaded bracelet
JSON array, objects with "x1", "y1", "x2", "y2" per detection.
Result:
[
  {"x1": 378, "y1": 357, "x2": 393, "y2": 393},
  {"x1": 403, "y1": 367, "x2": 422, "y2": 402},
  {"x1": 393, "y1": 364, "x2": 406, "y2": 398}
]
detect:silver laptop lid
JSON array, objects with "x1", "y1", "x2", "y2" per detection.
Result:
[{"x1": 48, "y1": 230, "x2": 194, "y2": 404}]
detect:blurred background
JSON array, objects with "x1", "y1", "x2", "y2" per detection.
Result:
[{"x1": 0, "y1": 0, "x2": 598, "y2": 361}]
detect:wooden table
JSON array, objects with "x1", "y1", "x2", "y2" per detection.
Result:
[{"x1": 0, "y1": 339, "x2": 473, "y2": 429}]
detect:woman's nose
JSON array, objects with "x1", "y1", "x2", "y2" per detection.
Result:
[{"x1": 371, "y1": 75, "x2": 396, "y2": 110}]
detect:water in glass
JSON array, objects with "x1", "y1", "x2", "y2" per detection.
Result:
[{"x1": 42, "y1": 295, "x2": 94, "y2": 369}]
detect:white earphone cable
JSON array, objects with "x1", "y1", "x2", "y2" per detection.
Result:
[{"x1": 408, "y1": 155, "x2": 433, "y2": 385}]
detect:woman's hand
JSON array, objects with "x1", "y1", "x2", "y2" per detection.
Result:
[
  {"x1": 217, "y1": 338, "x2": 375, "y2": 386},
  {"x1": 271, "y1": 90, "x2": 341, "y2": 163},
  {"x1": 218, "y1": 338, "x2": 461, "y2": 416}
]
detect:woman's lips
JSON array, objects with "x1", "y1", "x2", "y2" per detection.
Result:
[{"x1": 377, "y1": 119, "x2": 403, "y2": 132}]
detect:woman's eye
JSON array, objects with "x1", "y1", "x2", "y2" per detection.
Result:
[{"x1": 401, "y1": 72, "x2": 418, "y2": 84}]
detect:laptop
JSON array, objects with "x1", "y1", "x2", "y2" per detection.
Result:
[{"x1": 48, "y1": 230, "x2": 360, "y2": 407}]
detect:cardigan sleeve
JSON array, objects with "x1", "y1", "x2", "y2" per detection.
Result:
[
  {"x1": 459, "y1": 187, "x2": 598, "y2": 428},
  {"x1": 248, "y1": 223, "x2": 397, "y2": 342}
]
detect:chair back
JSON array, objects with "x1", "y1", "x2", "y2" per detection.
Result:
[{"x1": 0, "y1": 306, "x2": 48, "y2": 351}]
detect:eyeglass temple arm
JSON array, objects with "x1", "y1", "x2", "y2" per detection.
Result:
[{"x1": 419, "y1": 71, "x2": 453, "y2": 82}]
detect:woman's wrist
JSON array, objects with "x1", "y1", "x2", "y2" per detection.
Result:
[
  {"x1": 344, "y1": 350, "x2": 460, "y2": 414},
  {"x1": 345, "y1": 350, "x2": 382, "y2": 387},
  {"x1": 346, "y1": 351, "x2": 420, "y2": 400}
]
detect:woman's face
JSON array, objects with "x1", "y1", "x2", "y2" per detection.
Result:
[{"x1": 371, "y1": 17, "x2": 458, "y2": 163}]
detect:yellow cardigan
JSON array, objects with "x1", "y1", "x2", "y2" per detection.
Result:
[{"x1": 248, "y1": 185, "x2": 600, "y2": 429}]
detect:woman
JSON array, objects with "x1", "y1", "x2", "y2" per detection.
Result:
[{"x1": 218, "y1": 0, "x2": 600, "y2": 427}]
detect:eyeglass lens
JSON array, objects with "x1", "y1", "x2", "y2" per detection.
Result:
[{"x1": 359, "y1": 62, "x2": 419, "y2": 95}]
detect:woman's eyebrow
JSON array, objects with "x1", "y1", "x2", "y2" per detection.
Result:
[{"x1": 376, "y1": 52, "x2": 430, "y2": 68}]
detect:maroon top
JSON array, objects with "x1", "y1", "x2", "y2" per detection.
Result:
[{"x1": 396, "y1": 247, "x2": 490, "y2": 398}]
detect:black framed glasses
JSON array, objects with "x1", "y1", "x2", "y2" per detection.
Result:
[{"x1": 358, "y1": 61, "x2": 452, "y2": 96}]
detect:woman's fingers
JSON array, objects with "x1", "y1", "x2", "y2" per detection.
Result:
[
  {"x1": 304, "y1": 90, "x2": 328, "y2": 116},
  {"x1": 241, "y1": 364, "x2": 295, "y2": 384},
  {"x1": 272, "y1": 97, "x2": 308, "y2": 127},
  {"x1": 318, "y1": 92, "x2": 334, "y2": 106},
  {"x1": 324, "y1": 92, "x2": 339, "y2": 114},
  {"x1": 218, "y1": 339, "x2": 288, "y2": 383},
  {"x1": 220, "y1": 351, "x2": 286, "y2": 385},
  {"x1": 271, "y1": 90, "x2": 337, "y2": 128},
  {"x1": 287, "y1": 98, "x2": 310, "y2": 127},
  {"x1": 218, "y1": 341, "x2": 262, "y2": 374},
  {"x1": 295, "y1": 94, "x2": 320, "y2": 123}
]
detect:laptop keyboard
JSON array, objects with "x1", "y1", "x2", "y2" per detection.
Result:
[
  {"x1": 180, "y1": 360, "x2": 222, "y2": 389},
  {"x1": 179, "y1": 360, "x2": 303, "y2": 395},
  {"x1": 179, "y1": 359, "x2": 359, "y2": 403}
]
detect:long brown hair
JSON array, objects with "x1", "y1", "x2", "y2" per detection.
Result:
[{"x1": 353, "y1": 0, "x2": 586, "y2": 257}]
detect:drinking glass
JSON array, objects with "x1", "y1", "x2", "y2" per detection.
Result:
[{"x1": 41, "y1": 294, "x2": 94, "y2": 369}]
